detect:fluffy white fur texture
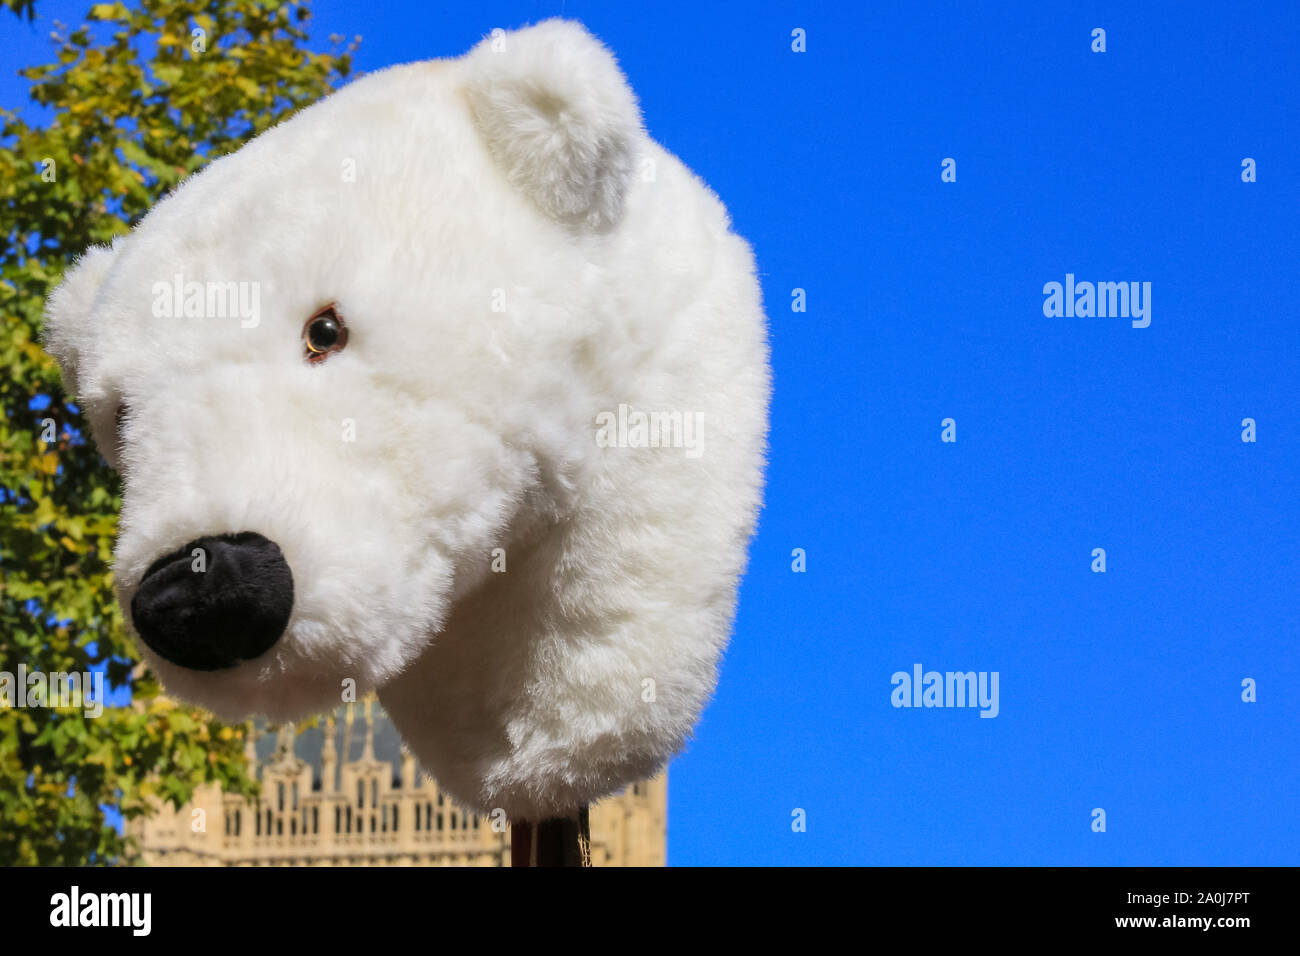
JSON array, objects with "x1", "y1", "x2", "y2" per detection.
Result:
[{"x1": 43, "y1": 20, "x2": 770, "y2": 820}]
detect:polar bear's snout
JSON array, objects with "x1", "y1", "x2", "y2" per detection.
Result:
[{"x1": 129, "y1": 532, "x2": 295, "y2": 672}]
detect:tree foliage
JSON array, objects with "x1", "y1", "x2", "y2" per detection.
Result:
[
  {"x1": 4, "y1": 1, "x2": 37, "y2": 23},
  {"x1": 0, "y1": 0, "x2": 356, "y2": 865}
]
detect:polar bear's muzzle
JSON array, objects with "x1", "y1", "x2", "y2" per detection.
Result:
[{"x1": 130, "y1": 532, "x2": 294, "y2": 672}]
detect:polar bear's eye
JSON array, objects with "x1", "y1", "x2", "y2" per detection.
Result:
[{"x1": 303, "y1": 305, "x2": 348, "y2": 363}]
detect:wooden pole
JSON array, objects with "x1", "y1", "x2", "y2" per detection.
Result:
[{"x1": 511, "y1": 806, "x2": 591, "y2": 867}]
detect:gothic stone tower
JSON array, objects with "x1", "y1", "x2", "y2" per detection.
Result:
[{"x1": 130, "y1": 696, "x2": 667, "y2": 866}]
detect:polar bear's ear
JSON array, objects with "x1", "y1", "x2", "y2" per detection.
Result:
[
  {"x1": 462, "y1": 19, "x2": 643, "y2": 231},
  {"x1": 42, "y1": 243, "x2": 119, "y2": 398}
]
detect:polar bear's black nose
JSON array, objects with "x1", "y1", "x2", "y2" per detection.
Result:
[{"x1": 130, "y1": 532, "x2": 293, "y2": 671}]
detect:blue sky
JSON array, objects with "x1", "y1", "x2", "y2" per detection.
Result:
[{"x1": 5, "y1": 1, "x2": 1298, "y2": 865}]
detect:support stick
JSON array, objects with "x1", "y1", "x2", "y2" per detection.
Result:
[{"x1": 510, "y1": 806, "x2": 591, "y2": 867}]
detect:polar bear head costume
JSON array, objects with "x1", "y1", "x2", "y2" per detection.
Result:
[{"x1": 43, "y1": 19, "x2": 769, "y2": 820}]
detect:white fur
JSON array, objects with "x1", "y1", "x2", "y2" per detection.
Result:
[
  {"x1": 462, "y1": 20, "x2": 641, "y2": 230},
  {"x1": 43, "y1": 20, "x2": 770, "y2": 820}
]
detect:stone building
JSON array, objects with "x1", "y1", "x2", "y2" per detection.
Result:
[{"x1": 131, "y1": 697, "x2": 666, "y2": 866}]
